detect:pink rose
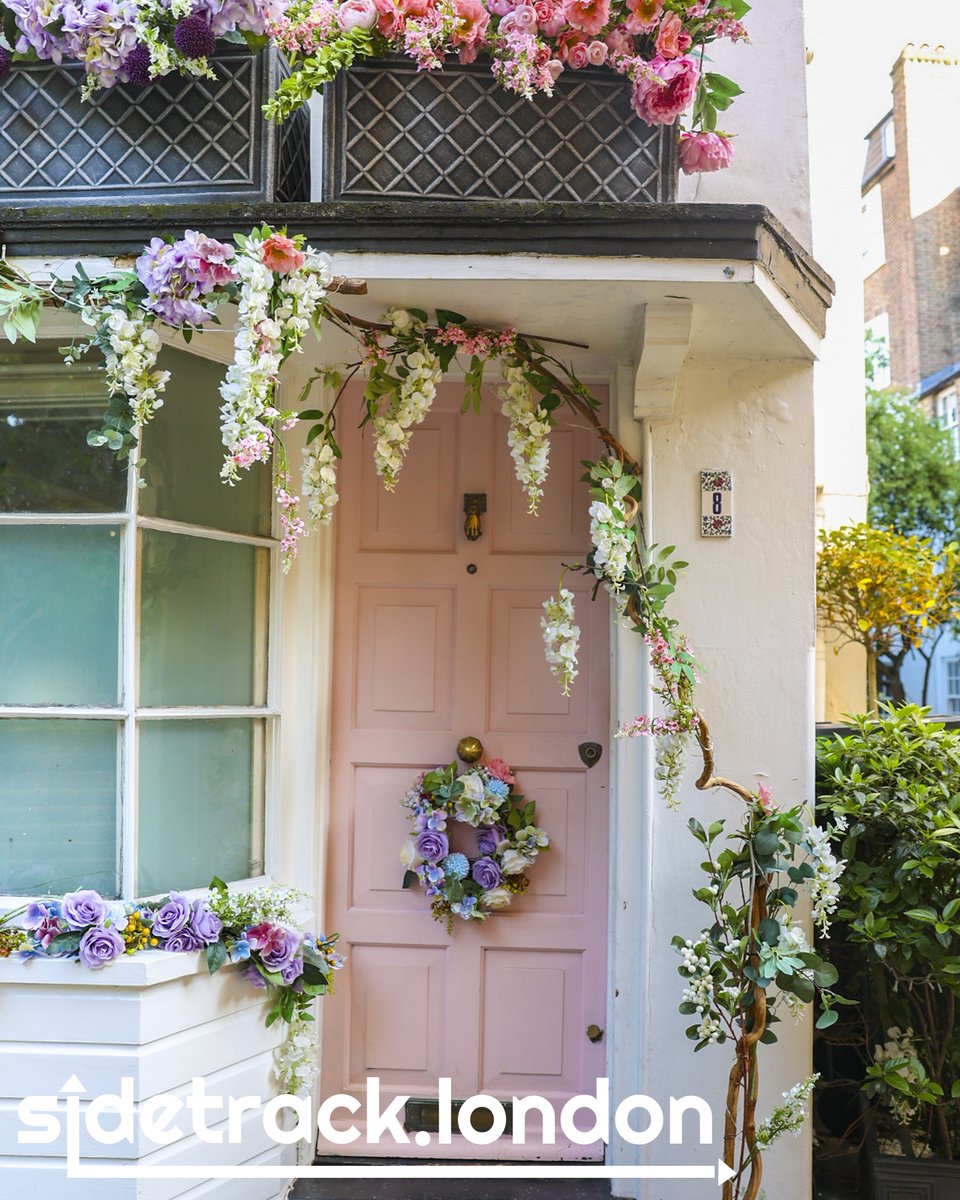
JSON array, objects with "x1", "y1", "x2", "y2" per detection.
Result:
[
  {"x1": 567, "y1": 40, "x2": 590, "y2": 68},
  {"x1": 534, "y1": 0, "x2": 564, "y2": 36},
  {"x1": 678, "y1": 130, "x2": 735, "y2": 174},
  {"x1": 655, "y1": 10, "x2": 689, "y2": 58},
  {"x1": 337, "y1": 0, "x2": 378, "y2": 29},
  {"x1": 586, "y1": 39, "x2": 607, "y2": 65},
  {"x1": 262, "y1": 234, "x2": 306, "y2": 275},
  {"x1": 544, "y1": 57, "x2": 564, "y2": 82},
  {"x1": 562, "y1": 0, "x2": 610, "y2": 37},
  {"x1": 630, "y1": 53, "x2": 700, "y2": 125},
  {"x1": 605, "y1": 25, "x2": 633, "y2": 57},
  {"x1": 451, "y1": 0, "x2": 490, "y2": 44},
  {"x1": 624, "y1": 0, "x2": 662, "y2": 35},
  {"x1": 458, "y1": 42, "x2": 479, "y2": 62}
]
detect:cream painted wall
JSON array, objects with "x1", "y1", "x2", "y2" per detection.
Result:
[
  {"x1": 678, "y1": 0, "x2": 812, "y2": 249},
  {"x1": 610, "y1": 357, "x2": 817, "y2": 1199}
]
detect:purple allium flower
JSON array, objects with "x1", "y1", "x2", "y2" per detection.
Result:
[
  {"x1": 0, "y1": 48, "x2": 11, "y2": 79},
  {"x1": 173, "y1": 15, "x2": 216, "y2": 58},
  {"x1": 476, "y1": 827, "x2": 500, "y2": 856},
  {"x1": 123, "y1": 43, "x2": 152, "y2": 87},
  {"x1": 163, "y1": 928, "x2": 203, "y2": 953},
  {"x1": 151, "y1": 891, "x2": 191, "y2": 940},
  {"x1": 280, "y1": 955, "x2": 304, "y2": 985},
  {"x1": 62, "y1": 890, "x2": 108, "y2": 930},
  {"x1": 258, "y1": 927, "x2": 301, "y2": 973},
  {"x1": 415, "y1": 830, "x2": 449, "y2": 863},
  {"x1": 78, "y1": 924, "x2": 125, "y2": 969},
  {"x1": 188, "y1": 900, "x2": 223, "y2": 946},
  {"x1": 471, "y1": 856, "x2": 502, "y2": 890}
]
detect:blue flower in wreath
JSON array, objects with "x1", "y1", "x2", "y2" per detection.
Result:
[
  {"x1": 454, "y1": 896, "x2": 478, "y2": 919},
  {"x1": 441, "y1": 852, "x2": 470, "y2": 880},
  {"x1": 425, "y1": 864, "x2": 445, "y2": 886},
  {"x1": 485, "y1": 778, "x2": 509, "y2": 799}
]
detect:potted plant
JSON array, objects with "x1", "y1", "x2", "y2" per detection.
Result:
[{"x1": 817, "y1": 706, "x2": 960, "y2": 1198}]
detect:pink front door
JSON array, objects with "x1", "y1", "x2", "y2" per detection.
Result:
[{"x1": 320, "y1": 382, "x2": 610, "y2": 1159}]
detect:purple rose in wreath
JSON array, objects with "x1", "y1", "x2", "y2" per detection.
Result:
[
  {"x1": 476, "y1": 827, "x2": 500, "y2": 856},
  {"x1": 281, "y1": 955, "x2": 304, "y2": 986},
  {"x1": 151, "y1": 891, "x2": 191, "y2": 940},
  {"x1": 78, "y1": 924, "x2": 125, "y2": 969},
  {"x1": 416, "y1": 830, "x2": 449, "y2": 863},
  {"x1": 471, "y1": 857, "x2": 502, "y2": 890},
  {"x1": 163, "y1": 928, "x2": 203, "y2": 953},
  {"x1": 259, "y1": 926, "x2": 302, "y2": 973},
  {"x1": 62, "y1": 890, "x2": 108, "y2": 930}
]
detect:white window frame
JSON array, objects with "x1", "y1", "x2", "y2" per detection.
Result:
[
  {"x1": 865, "y1": 312, "x2": 891, "y2": 389},
  {"x1": 936, "y1": 389, "x2": 960, "y2": 460},
  {"x1": 862, "y1": 185, "x2": 886, "y2": 278},
  {"x1": 945, "y1": 657, "x2": 960, "y2": 715},
  {"x1": 0, "y1": 334, "x2": 280, "y2": 904}
]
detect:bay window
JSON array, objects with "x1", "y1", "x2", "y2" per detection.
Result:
[{"x1": 0, "y1": 342, "x2": 275, "y2": 900}]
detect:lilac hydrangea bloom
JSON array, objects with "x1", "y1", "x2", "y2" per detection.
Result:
[
  {"x1": 60, "y1": 0, "x2": 139, "y2": 87},
  {"x1": 78, "y1": 924, "x2": 125, "y2": 969},
  {"x1": 151, "y1": 891, "x2": 191, "y2": 940},
  {"x1": 241, "y1": 962, "x2": 267, "y2": 989},
  {"x1": 62, "y1": 889, "x2": 108, "y2": 930},
  {"x1": 135, "y1": 230, "x2": 235, "y2": 326},
  {"x1": 188, "y1": 0, "x2": 289, "y2": 37}
]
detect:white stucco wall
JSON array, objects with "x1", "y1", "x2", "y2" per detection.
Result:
[{"x1": 678, "y1": 0, "x2": 813, "y2": 251}]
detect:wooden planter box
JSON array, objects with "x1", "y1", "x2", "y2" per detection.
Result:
[
  {"x1": 321, "y1": 56, "x2": 678, "y2": 204},
  {"x1": 0, "y1": 50, "x2": 309, "y2": 207}
]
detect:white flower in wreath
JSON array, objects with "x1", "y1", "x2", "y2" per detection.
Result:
[
  {"x1": 481, "y1": 887, "x2": 513, "y2": 910},
  {"x1": 400, "y1": 839, "x2": 422, "y2": 870},
  {"x1": 458, "y1": 774, "x2": 485, "y2": 802},
  {"x1": 500, "y1": 848, "x2": 532, "y2": 875}
]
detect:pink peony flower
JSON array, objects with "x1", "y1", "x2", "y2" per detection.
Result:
[
  {"x1": 451, "y1": 0, "x2": 490, "y2": 44},
  {"x1": 631, "y1": 53, "x2": 700, "y2": 125},
  {"x1": 337, "y1": 0, "x2": 378, "y2": 29},
  {"x1": 586, "y1": 39, "x2": 607, "y2": 65},
  {"x1": 562, "y1": 0, "x2": 610, "y2": 36},
  {"x1": 678, "y1": 130, "x2": 735, "y2": 173},
  {"x1": 655, "y1": 9, "x2": 690, "y2": 58},
  {"x1": 567, "y1": 40, "x2": 590, "y2": 68},
  {"x1": 624, "y1": 0, "x2": 662, "y2": 35},
  {"x1": 262, "y1": 234, "x2": 306, "y2": 274}
]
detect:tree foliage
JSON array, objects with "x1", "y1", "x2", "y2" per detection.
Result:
[{"x1": 816, "y1": 524, "x2": 960, "y2": 711}]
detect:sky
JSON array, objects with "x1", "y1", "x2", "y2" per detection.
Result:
[{"x1": 832, "y1": 0, "x2": 960, "y2": 128}]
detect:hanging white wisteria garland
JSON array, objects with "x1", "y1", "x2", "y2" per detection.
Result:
[{"x1": 0, "y1": 225, "x2": 843, "y2": 1200}]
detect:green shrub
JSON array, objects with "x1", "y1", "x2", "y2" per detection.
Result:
[{"x1": 817, "y1": 706, "x2": 960, "y2": 1158}]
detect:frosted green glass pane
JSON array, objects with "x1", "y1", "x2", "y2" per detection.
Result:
[
  {"x1": 0, "y1": 525, "x2": 121, "y2": 705},
  {"x1": 139, "y1": 348, "x2": 268, "y2": 535},
  {"x1": 0, "y1": 344, "x2": 126, "y2": 513},
  {"x1": 0, "y1": 720, "x2": 118, "y2": 896},
  {"x1": 139, "y1": 531, "x2": 267, "y2": 707},
  {"x1": 137, "y1": 719, "x2": 264, "y2": 894}
]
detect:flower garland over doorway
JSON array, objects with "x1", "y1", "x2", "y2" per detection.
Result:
[{"x1": 0, "y1": 225, "x2": 844, "y2": 1200}]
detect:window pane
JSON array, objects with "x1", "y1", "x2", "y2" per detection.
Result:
[
  {"x1": 0, "y1": 720, "x2": 119, "y2": 897},
  {"x1": 139, "y1": 348, "x2": 268, "y2": 536},
  {"x1": 137, "y1": 719, "x2": 264, "y2": 894},
  {"x1": 139, "y1": 531, "x2": 267, "y2": 707},
  {"x1": 0, "y1": 524, "x2": 121, "y2": 705},
  {"x1": 0, "y1": 344, "x2": 127, "y2": 513}
]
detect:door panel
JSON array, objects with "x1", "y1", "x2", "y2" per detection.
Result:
[{"x1": 322, "y1": 383, "x2": 610, "y2": 1159}]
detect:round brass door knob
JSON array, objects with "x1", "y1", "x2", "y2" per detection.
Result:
[{"x1": 456, "y1": 736, "x2": 484, "y2": 763}]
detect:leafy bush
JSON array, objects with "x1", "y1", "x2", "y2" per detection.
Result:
[{"x1": 817, "y1": 706, "x2": 960, "y2": 1158}]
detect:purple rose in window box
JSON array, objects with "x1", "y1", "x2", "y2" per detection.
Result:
[
  {"x1": 78, "y1": 924, "x2": 125, "y2": 969},
  {"x1": 62, "y1": 890, "x2": 108, "y2": 930},
  {"x1": 151, "y1": 891, "x2": 191, "y2": 940}
]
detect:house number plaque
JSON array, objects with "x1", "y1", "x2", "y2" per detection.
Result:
[{"x1": 701, "y1": 469, "x2": 733, "y2": 538}]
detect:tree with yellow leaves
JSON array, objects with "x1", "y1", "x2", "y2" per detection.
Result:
[{"x1": 816, "y1": 524, "x2": 960, "y2": 713}]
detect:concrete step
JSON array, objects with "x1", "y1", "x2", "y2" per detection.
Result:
[{"x1": 289, "y1": 1161, "x2": 613, "y2": 1200}]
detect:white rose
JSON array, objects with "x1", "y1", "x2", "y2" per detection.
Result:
[
  {"x1": 458, "y1": 774, "x2": 484, "y2": 802},
  {"x1": 400, "y1": 839, "x2": 422, "y2": 870},
  {"x1": 500, "y1": 849, "x2": 530, "y2": 875},
  {"x1": 481, "y1": 887, "x2": 512, "y2": 910}
]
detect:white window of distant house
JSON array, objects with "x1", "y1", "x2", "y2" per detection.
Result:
[
  {"x1": 862, "y1": 185, "x2": 885, "y2": 278},
  {"x1": 865, "y1": 312, "x2": 891, "y2": 389},
  {"x1": 0, "y1": 342, "x2": 275, "y2": 901},
  {"x1": 937, "y1": 389, "x2": 960, "y2": 459},
  {"x1": 881, "y1": 117, "x2": 895, "y2": 162},
  {"x1": 946, "y1": 658, "x2": 960, "y2": 714}
]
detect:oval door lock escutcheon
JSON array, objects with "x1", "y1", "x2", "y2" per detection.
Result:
[
  {"x1": 586, "y1": 1024, "x2": 604, "y2": 1043},
  {"x1": 579, "y1": 742, "x2": 602, "y2": 768}
]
